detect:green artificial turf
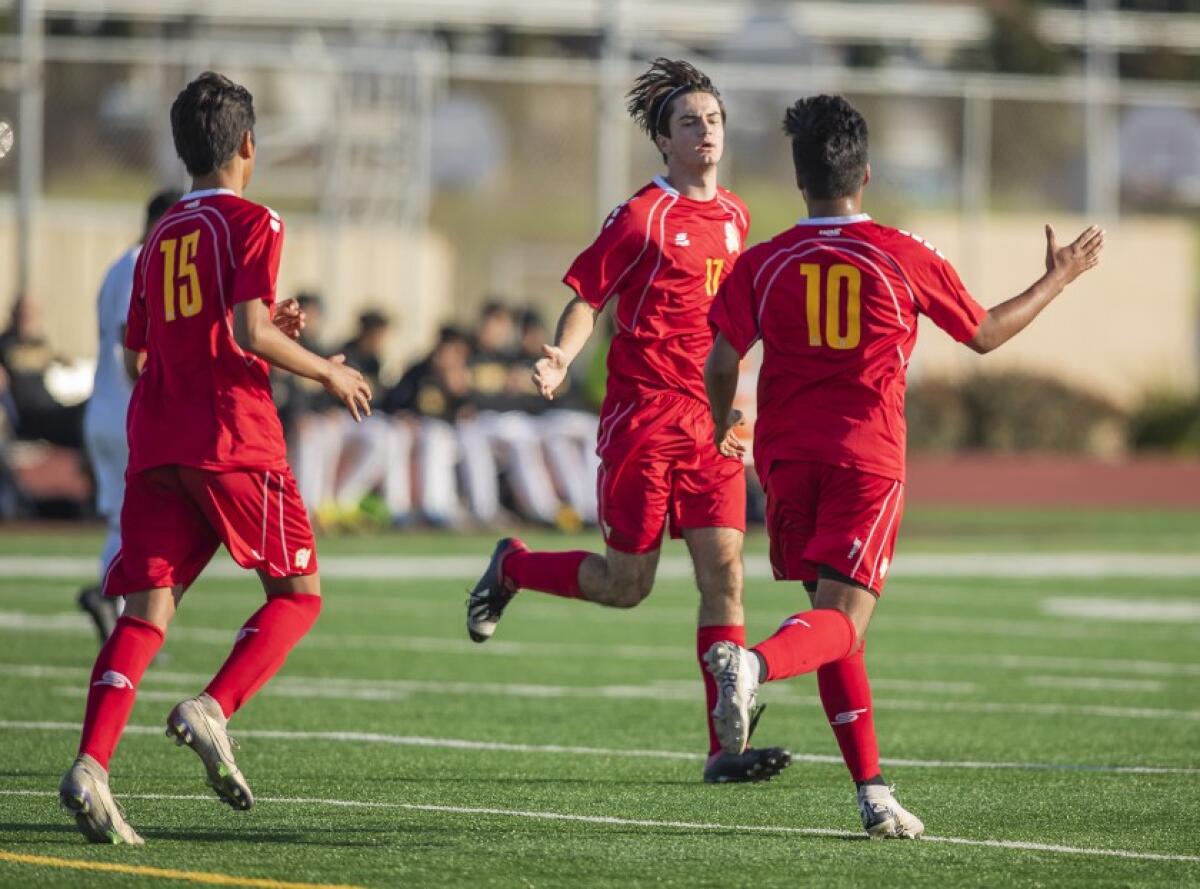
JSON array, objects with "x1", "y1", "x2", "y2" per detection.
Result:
[{"x1": 0, "y1": 510, "x2": 1197, "y2": 887}]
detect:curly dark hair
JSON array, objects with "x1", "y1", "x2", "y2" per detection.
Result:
[
  {"x1": 782, "y1": 95, "x2": 869, "y2": 200},
  {"x1": 170, "y1": 71, "x2": 256, "y2": 177},
  {"x1": 626, "y1": 57, "x2": 725, "y2": 144}
]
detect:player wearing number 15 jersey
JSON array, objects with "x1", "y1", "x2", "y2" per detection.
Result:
[
  {"x1": 467, "y1": 59, "x2": 791, "y2": 784},
  {"x1": 58, "y1": 71, "x2": 372, "y2": 846},
  {"x1": 704, "y1": 95, "x2": 1105, "y2": 838}
]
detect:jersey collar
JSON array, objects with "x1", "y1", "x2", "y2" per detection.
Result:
[
  {"x1": 180, "y1": 187, "x2": 237, "y2": 201},
  {"x1": 795, "y1": 213, "x2": 871, "y2": 226}
]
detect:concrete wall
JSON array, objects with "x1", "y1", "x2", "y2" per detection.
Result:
[
  {"x1": 0, "y1": 199, "x2": 454, "y2": 380},
  {"x1": 905, "y1": 214, "x2": 1198, "y2": 406}
]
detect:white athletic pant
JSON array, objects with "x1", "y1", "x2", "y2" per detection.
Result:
[
  {"x1": 475, "y1": 411, "x2": 563, "y2": 525},
  {"x1": 83, "y1": 419, "x2": 126, "y2": 578},
  {"x1": 539, "y1": 409, "x2": 601, "y2": 523},
  {"x1": 332, "y1": 416, "x2": 414, "y2": 519}
]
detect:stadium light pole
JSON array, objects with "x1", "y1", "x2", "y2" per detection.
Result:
[
  {"x1": 595, "y1": 0, "x2": 630, "y2": 220},
  {"x1": 1084, "y1": 0, "x2": 1119, "y2": 220},
  {"x1": 15, "y1": 0, "x2": 44, "y2": 298}
]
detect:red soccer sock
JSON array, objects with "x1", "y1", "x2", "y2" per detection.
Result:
[
  {"x1": 698, "y1": 624, "x2": 746, "y2": 755},
  {"x1": 204, "y1": 593, "x2": 322, "y2": 719},
  {"x1": 752, "y1": 609, "x2": 857, "y2": 682},
  {"x1": 78, "y1": 615, "x2": 165, "y2": 770},
  {"x1": 504, "y1": 550, "x2": 589, "y2": 599},
  {"x1": 818, "y1": 643, "x2": 881, "y2": 782}
]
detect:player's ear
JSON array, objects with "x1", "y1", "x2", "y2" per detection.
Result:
[
  {"x1": 862, "y1": 163, "x2": 871, "y2": 187},
  {"x1": 654, "y1": 131, "x2": 671, "y2": 159},
  {"x1": 239, "y1": 129, "x2": 255, "y2": 160}
]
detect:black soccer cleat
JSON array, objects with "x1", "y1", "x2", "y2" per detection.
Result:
[
  {"x1": 466, "y1": 537, "x2": 526, "y2": 643},
  {"x1": 703, "y1": 746, "x2": 793, "y2": 783},
  {"x1": 77, "y1": 584, "x2": 119, "y2": 643}
]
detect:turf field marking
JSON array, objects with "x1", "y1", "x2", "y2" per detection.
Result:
[
  {"x1": 3, "y1": 791, "x2": 1197, "y2": 865},
  {"x1": 0, "y1": 849, "x2": 363, "y2": 888},
  {"x1": 2, "y1": 552, "x2": 1198, "y2": 580},
  {"x1": 908, "y1": 652, "x2": 1200, "y2": 677},
  {"x1": 4, "y1": 720, "x2": 1197, "y2": 776},
  {"x1": 1041, "y1": 596, "x2": 1200, "y2": 622},
  {"x1": 1024, "y1": 675, "x2": 1166, "y2": 693}
]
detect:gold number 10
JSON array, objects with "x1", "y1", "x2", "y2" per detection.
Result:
[
  {"x1": 800, "y1": 262, "x2": 861, "y2": 350},
  {"x1": 160, "y1": 230, "x2": 203, "y2": 322}
]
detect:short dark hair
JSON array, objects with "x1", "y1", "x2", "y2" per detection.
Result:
[
  {"x1": 782, "y1": 95, "x2": 869, "y2": 200},
  {"x1": 295, "y1": 291, "x2": 324, "y2": 312},
  {"x1": 480, "y1": 301, "x2": 512, "y2": 322},
  {"x1": 170, "y1": 71, "x2": 256, "y2": 177},
  {"x1": 358, "y1": 310, "x2": 390, "y2": 332},
  {"x1": 145, "y1": 189, "x2": 182, "y2": 229},
  {"x1": 627, "y1": 58, "x2": 725, "y2": 144},
  {"x1": 437, "y1": 325, "x2": 470, "y2": 347}
]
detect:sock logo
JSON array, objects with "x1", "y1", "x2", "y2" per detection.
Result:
[
  {"x1": 92, "y1": 670, "x2": 133, "y2": 690},
  {"x1": 780, "y1": 617, "x2": 810, "y2": 629},
  {"x1": 235, "y1": 627, "x2": 260, "y2": 644},
  {"x1": 831, "y1": 707, "x2": 869, "y2": 725},
  {"x1": 294, "y1": 548, "x2": 312, "y2": 570}
]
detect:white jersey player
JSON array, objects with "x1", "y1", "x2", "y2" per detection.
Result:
[{"x1": 78, "y1": 190, "x2": 181, "y2": 641}]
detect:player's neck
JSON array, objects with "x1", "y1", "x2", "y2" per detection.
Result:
[
  {"x1": 662, "y1": 165, "x2": 718, "y2": 202},
  {"x1": 189, "y1": 170, "x2": 244, "y2": 198},
  {"x1": 803, "y1": 195, "x2": 863, "y2": 219}
]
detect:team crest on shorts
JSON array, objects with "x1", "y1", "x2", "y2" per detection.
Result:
[{"x1": 294, "y1": 548, "x2": 312, "y2": 570}]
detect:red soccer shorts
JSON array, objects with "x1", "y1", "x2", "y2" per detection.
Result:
[
  {"x1": 103, "y1": 464, "x2": 318, "y2": 597},
  {"x1": 596, "y1": 393, "x2": 746, "y2": 554},
  {"x1": 763, "y1": 460, "x2": 904, "y2": 594}
]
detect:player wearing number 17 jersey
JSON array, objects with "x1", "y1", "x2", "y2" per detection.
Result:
[
  {"x1": 467, "y1": 59, "x2": 791, "y2": 784},
  {"x1": 58, "y1": 72, "x2": 372, "y2": 845},
  {"x1": 704, "y1": 95, "x2": 1105, "y2": 838}
]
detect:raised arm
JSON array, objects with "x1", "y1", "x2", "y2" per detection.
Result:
[
  {"x1": 967, "y1": 224, "x2": 1105, "y2": 355},
  {"x1": 233, "y1": 298, "x2": 372, "y2": 421},
  {"x1": 532, "y1": 296, "x2": 599, "y2": 401}
]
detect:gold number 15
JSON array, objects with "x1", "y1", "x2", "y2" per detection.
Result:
[{"x1": 160, "y1": 230, "x2": 203, "y2": 322}]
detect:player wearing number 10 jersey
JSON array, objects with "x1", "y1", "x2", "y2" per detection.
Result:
[
  {"x1": 467, "y1": 59, "x2": 791, "y2": 784},
  {"x1": 704, "y1": 95, "x2": 1105, "y2": 838},
  {"x1": 58, "y1": 72, "x2": 372, "y2": 846}
]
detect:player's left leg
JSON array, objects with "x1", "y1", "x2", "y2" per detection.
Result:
[
  {"x1": 168, "y1": 466, "x2": 321, "y2": 810},
  {"x1": 684, "y1": 526, "x2": 793, "y2": 783}
]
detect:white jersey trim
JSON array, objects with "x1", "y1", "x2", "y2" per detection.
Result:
[{"x1": 795, "y1": 213, "x2": 871, "y2": 226}]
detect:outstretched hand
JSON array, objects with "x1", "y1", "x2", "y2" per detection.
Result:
[
  {"x1": 1045, "y1": 224, "x2": 1105, "y2": 286},
  {"x1": 532, "y1": 344, "x2": 569, "y2": 401},
  {"x1": 714, "y1": 409, "x2": 746, "y2": 459},
  {"x1": 323, "y1": 354, "x2": 373, "y2": 422}
]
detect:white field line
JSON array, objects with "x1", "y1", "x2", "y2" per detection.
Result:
[
  {"x1": 2, "y1": 552, "x2": 1199, "y2": 581},
  {"x1": 3, "y1": 718, "x2": 1198, "y2": 777},
  {"x1": 1, "y1": 788, "x2": 1197, "y2": 864},
  {"x1": 1041, "y1": 597, "x2": 1200, "y2": 623},
  {"x1": 2, "y1": 608, "x2": 1192, "y2": 654},
  {"x1": 905, "y1": 652, "x2": 1200, "y2": 678},
  {"x1": 1024, "y1": 675, "x2": 1167, "y2": 693},
  {"x1": 16, "y1": 657, "x2": 1200, "y2": 722}
]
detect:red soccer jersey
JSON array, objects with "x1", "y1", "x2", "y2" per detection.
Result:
[
  {"x1": 124, "y1": 188, "x2": 288, "y2": 475},
  {"x1": 710, "y1": 214, "x2": 987, "y2": 481},
  {"x1": 564, "y1": 177, "x2": 750, "y2": 404}
]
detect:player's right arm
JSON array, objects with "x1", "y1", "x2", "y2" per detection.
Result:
[
  {"x1": 536, "y1": 198, "x2": 645, "y2": 401},
  {"x1": 533, "y1": 297, "x2": 597, "y2": 400},
  {"x1": 233, "y1": 299, "x2": 372, "y2": 421},
  {"x1": 967, "y1": 224, "x2": 1105, "y2": 354}
]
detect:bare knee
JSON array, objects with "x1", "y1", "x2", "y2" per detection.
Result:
[{"x1": 604, "y1": 573, "x2": 654, "y2": 608}]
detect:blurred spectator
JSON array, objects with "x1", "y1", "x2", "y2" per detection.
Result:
[
  {"x1": 275, "y1": 291, "x2": 330, "y2": 442},
  {"x1": 338, "y1": 309, "x2": 391, "y2": 403},
  {"x1": 0, "y1": 295, "x2": 85, "y2": 447}
]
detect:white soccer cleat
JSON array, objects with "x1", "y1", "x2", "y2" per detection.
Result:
[
  {"x1": 58, "y1": 754, "x2": 145, "y2": 845},
  {"x1": 703, "y1": 640, "x2": 761, "y2": 755},
  {"x1": 166, "y1": 693, "x2": 254, "y2": 810},
  {"x1": 857, "y1": 784, "x2": 925, "y2": 839}
]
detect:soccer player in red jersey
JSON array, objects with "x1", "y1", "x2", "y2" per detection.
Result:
[
  {"x1": 57, "y1": 72, "x2": 372, "y2": 845},
  {"x1": 704, "y1": 95, "x2": 1104, "y2": 837},
  {"x1": 467, "y1": 59, "x2": 791, "y2": 784}
]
